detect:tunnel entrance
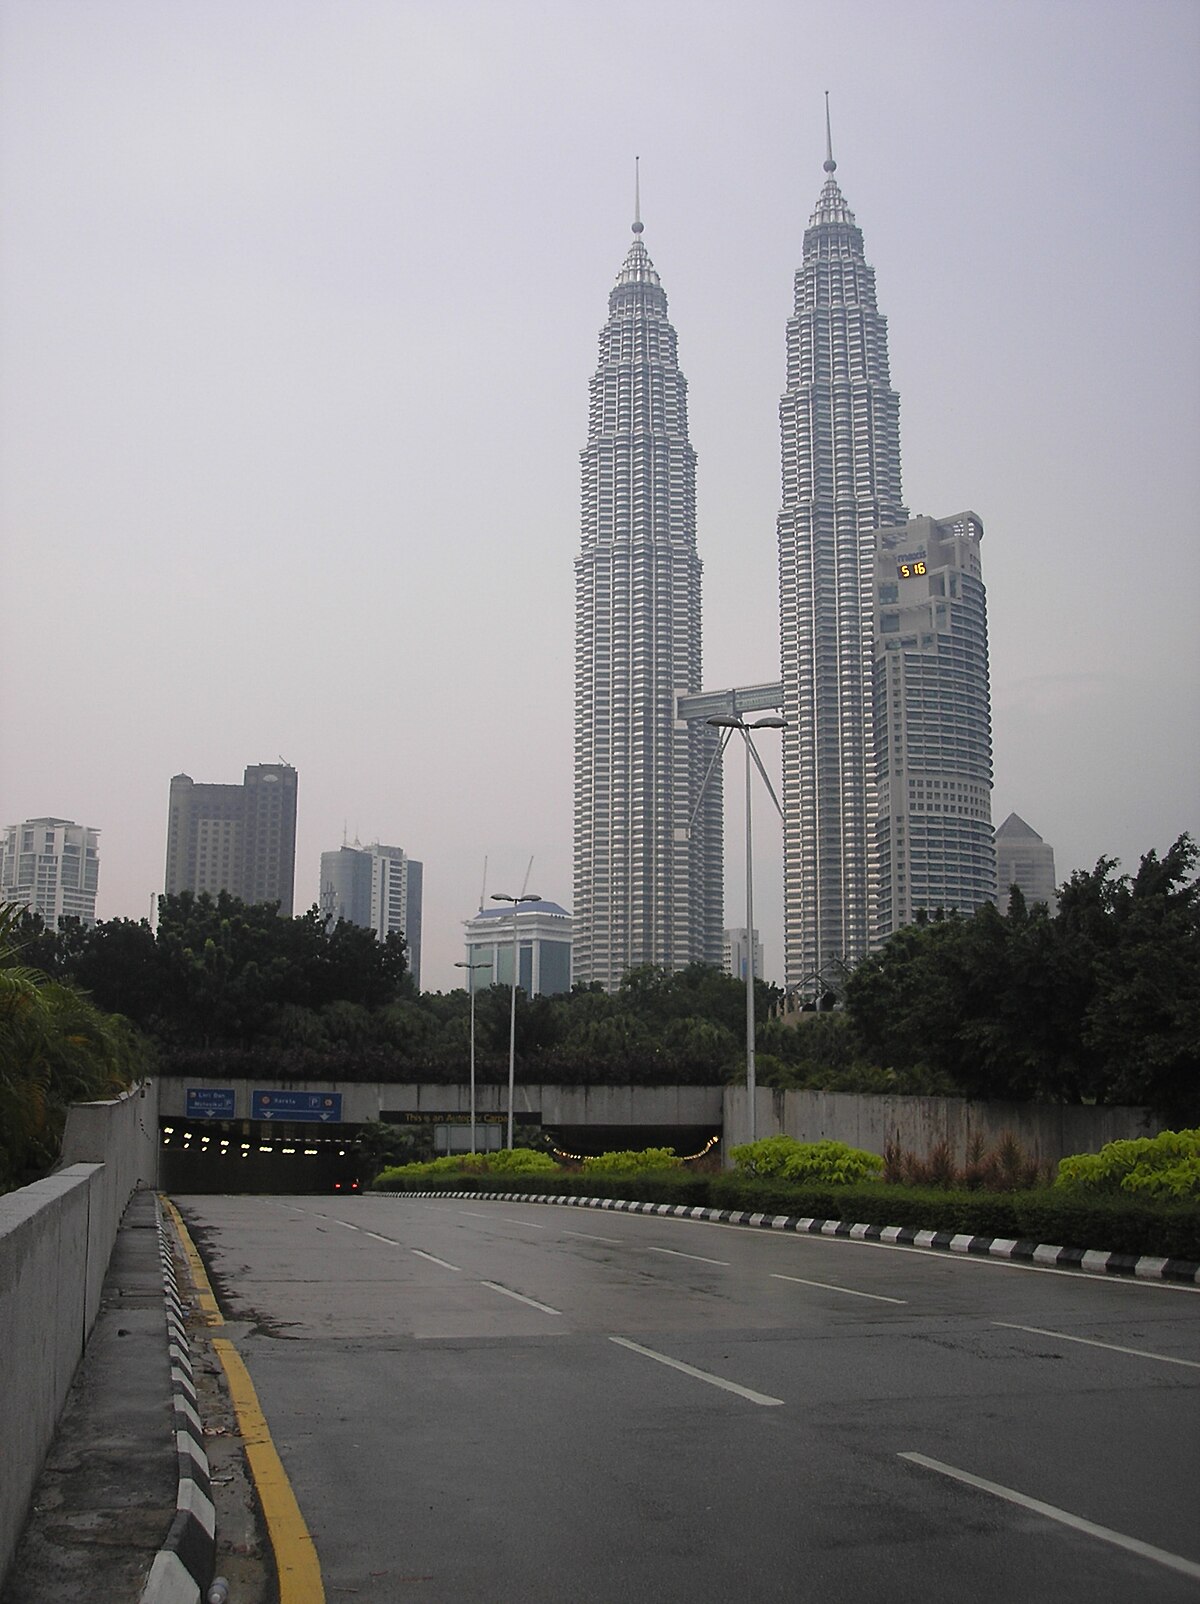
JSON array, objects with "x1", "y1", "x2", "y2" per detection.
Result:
[{"x1": 159, "y1": 1118, "x2": 365, "y2": 1194}]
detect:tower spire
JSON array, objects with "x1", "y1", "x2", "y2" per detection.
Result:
[
  {"x1": 824, "y1": 90, "x2": 836, "y2": 173},
  {"x1": 632, "y1": 155, "x2": 643, "y2": 234}
]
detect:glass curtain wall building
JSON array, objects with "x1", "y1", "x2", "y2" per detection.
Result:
[
  {"x1": 871, "y1": 512, "x2": 997, "y2": 942},
  {"x1": 777, "y1": 128, "x2": 907, "y2": 990},
  {"x1": 573, "y1": 201, "x2": 722, "y2": 988}
]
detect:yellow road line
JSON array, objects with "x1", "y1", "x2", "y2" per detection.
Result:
[
  {"x1": 213, "y1": 1338, "x2": 326, "y2": 1604},
  {"x1": 160, "y1": 1195, "x2": 224, "y2": 1326}
]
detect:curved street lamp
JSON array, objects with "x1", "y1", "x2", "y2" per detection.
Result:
[
  {"x1": 453, "y1": 958, "x2": 492, "y2": 1154},
  {"x1": 490, "y1": 892, "x2": 541, "y2": 1148},
  {"x1": 707, "y1": 715, "x2": 787, "y2": 1145}
]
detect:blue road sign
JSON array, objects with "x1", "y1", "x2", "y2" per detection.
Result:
[
  {"x1": 253, "y1": 1090, "x2": 343, "y2": 1123},
  {"x1": 186, "y1": 1088, "x2": 236, "y2": 1119}
]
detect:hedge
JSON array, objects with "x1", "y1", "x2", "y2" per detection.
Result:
[{"x1": 370, "y1": 1170, "x2": 1200, "y2": 1262}]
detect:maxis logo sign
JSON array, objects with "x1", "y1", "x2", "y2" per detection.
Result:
[{"x1": 253, "y1": 1091, "x2": 343, "y2": 1123}]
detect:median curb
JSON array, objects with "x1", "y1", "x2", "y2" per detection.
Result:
[
  {"x1": 378, "y1": 1190, "x2": 1200, "y2": 1285},
  {"x1": 138, "y1": 1198, "x2": 215, "y2": 1604}
]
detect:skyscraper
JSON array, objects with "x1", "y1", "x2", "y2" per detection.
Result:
[
  {"x1": 777, "y1": 114, "x2": 907, "y2": 989},
  {"x1": 0, "y1": 817, "x2": 100, "y2": 927},
  {"x1": 164, "y1": 763, "x2": 297, "y2": 913},
  {"x1": 463, "y1": 899, "x2": 573, "y2": 997},
  {"x1": 995, "y1": 813, "x2": 1058, "y2": 911},
  {"x1": 320, "y1": 840, "x2": 424, "y2": 987},
  {"x1": 871, "y1": 512, "x2": 996, "y2": 942},
  {"x1": 573, "y1": 191, "x2": 722, "y2": 988}
]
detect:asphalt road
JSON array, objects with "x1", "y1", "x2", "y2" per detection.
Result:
[{"x1": 176, "y1": 1193, "x2": 1200, "y2": 1603}]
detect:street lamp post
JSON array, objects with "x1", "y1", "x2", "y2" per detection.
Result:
[
  {"x1": 490, "y1": 892, "x2": 540, "y2": 1149},
  {"x1": 707, "y1": 715, "x2": 787, "y2": 1146},
  {"x1": 453, "y1": 958, "x2": 492, "y2": 1154}
]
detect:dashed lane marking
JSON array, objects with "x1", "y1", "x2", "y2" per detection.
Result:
[
  {"x1": 772, "y1": 1272, "x2": 907, "y2": 1304},
  {"x1": 481, "y1": 1281, "x2": 562, "y2": 1315},
  {"x1": 647, "y1": 1246, "x2": 729, "y2": 1267},
  {"x1": 900, "y1": 1452, "x2": 1200, "y2": 1581},
  {"x1": 993, "y1": 1322, "x2": 1200, "y2": 1369},
  {"x1": 412, "y1": 1249, "x2": 462, "y2": 1272},
  {"x1": 609, "y1": 1337, "x2": 784, "y2": 1406}
]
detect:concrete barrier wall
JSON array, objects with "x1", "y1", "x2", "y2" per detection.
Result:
[
  {"x1": 156, "y1": 1078, "x2": 724, "y2": 1127},
  {"x1": 724, "y1": 1086, "x2": 1155, "y2": 1168},
  {"x1": 156, "y1": 1075, "x2": 1154, "y2": 1170},
  {"x1": 61, "y1": 1083, "x2": 161, "y2": 1323},
  {"x1": 0, "y1": 1084, "x2": 160, "y2": 1589}
]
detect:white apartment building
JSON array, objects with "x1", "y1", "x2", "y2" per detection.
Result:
[{"x1": 1, "y1": 817, "x2": 100, "y2": 927}]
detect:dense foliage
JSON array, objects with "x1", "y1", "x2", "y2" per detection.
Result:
[
  {"x1": 844, "y1": 834, "x2": 1199, "y2": 1120},
  {"x1": 729, "y1": 1136, "x2": 884, "y2": 1184},
  {"x1": 16, "y1": 836, "x2": 1197, "y2": 1119},
  {"x1": 0, "y1": 903, "x2": 149, "y2": 1191},
  {"x1": 1055, "y1": 1129, "x2": 1200, "y2": 1200},
  {"x1": 580, "y1": 1146, "x2": 683, "y2": 1175}
]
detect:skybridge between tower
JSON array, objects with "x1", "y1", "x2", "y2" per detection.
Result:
[{"x1": 675, "y1": 682, "x2": 784, "y2": 725}]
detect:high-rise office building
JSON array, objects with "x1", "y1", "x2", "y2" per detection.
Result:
[
  {"x1": 573, "y1": 194, "x2": 722, "y2": 988},
  {"x1": 777, "y1": 121, "x2": 907, "y2": 990},
  {"x1": 164, "y1": 763, "x2": 297, "y2": 913},
  {"x1": 723, "y1": 927, "x2": 763, "y2": 983},
  {"x1": 0, "y1": 817, "x2": 100, "y2": 927},
  {"x1": 995, "y1": 813, "x2": 1058, "y2": 911},
  {"x1": 464, "y1": 899, "x2": 573, "y2": 997},
  {"x1": 871, "y1": 513, "x2": 996, "y2": 942},
  {"x1": 320, "y1": 840, "x2": 423, "y2": 988}
]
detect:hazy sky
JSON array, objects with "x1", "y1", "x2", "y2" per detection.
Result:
[{"x1": 2, "y1": 0, "x2": 1197, "y2": 992}]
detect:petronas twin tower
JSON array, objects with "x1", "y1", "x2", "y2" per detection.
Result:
[
  {"x1": 574, "y1": 132, "x2": 958, "y2": 992},
  {"x1": 573, "y1": 206, "x2": 723, "y2": 988}
]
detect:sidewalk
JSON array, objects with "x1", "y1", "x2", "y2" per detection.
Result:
[
  {"x1": 1, "y1": 1191, "x2": 270, "y2": 1604},
  {"x1": 1, "y1": 1189, "x2": 176, "y2": 1603}
]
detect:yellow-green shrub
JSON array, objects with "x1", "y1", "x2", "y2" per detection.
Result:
[
  {"x1": 581, "y1": 1147, "x2": 683, "y2": 1175},
  {"x1": 730, "y1": 1135, "x2": 884, "y2": 1185},
  {"x1": 1055, "y1": 1129, "x2": 1200, "y2": 1200}
]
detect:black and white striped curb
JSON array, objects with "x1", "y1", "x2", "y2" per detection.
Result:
[
  {"x1": 379, "y1": 1189, "x2": 1200, "y2": 1285},
  {"x1": 138, "y1": 1199, "x2": 216, "y2": 1604}
]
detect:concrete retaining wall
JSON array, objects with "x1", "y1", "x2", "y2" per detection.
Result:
[
  {"x1": 0, "y1": 1084, "x2": 160, "y2": 1589},
  {"x1": 724, "y1": 1086, "x2": 1155, "y2": 1168},
  {"x1": 156, "y1": 1078, "x2": 724, "y2": 1127}
]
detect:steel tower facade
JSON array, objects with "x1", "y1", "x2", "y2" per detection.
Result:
[
  {"x1": 573, "y1": 210, "x2": 722, "y2": 989},
  {"x1": 777, "y1": 135, "x2": 907, "y2": 990}
]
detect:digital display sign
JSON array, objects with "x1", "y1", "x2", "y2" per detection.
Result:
[{"x1": 897, "y1": 557, "x2": 927, "y2": 579}]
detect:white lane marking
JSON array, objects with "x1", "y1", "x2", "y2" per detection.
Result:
[
  {"x1": 701, "y1": 1225, "x2": 1200, "y2": 1293},
  {"x1": 647, "y1": 1246, "x2": 729, "y2": 1266},
  {"x1": 333, "y1": 1220, "x2": 359, "y2": 1231},
  {"x1": 610, "y1": 1337, "x2": 784, "y2": 1406},
  {"x1": 412, "y1": 1249, "x2": 462, "y2": 1272},
  {"x1": 365, "y1": 1231, "x2": 398, "y2": 1245},
  {"x1": 499, "y1": 1217, "x2": 546, "y2": 1229},
  {"x1": 994, "y1": 1321, "x2": 1200, "y2": 1369},
  {"x1": 899, "y1": 1452, "x2": 1200, "y2": 1581},
  {"x1": 772, "y1": 1272, "x2": 907, "y2": 1305},
  {"x1": 458, "y1": 1211, "x2": 493, "y2": 1220},
  {"x1": 563, "y1": 1230, "x2": 624, "y2": 1244},
  {"x1": 481, "y1": 1281, "x2": 562, "y2": 1315}
]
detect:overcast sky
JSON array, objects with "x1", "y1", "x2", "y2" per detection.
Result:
[{"x1": 2, "y1": 0, "x2": 1197, "y2": 992}]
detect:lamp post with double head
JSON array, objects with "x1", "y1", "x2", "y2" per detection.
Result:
[
  {"x1": 490, "y1": 892, "x2": 540, "y2": 1149},
  {"x1": 453, "y1": 958, "x2": 492, "y2": 1154},
  {"x1": 707, "y1": 715, "x2": 787, "y2": 1145}
]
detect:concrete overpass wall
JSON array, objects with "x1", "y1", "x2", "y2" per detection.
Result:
[
  {"x1": 725, "y1": 1087, "x2": 1154, "y2": 1168},
  {"x1": 156, "y1": 1076, "x2": 1149, "y2": 1168},
  {"x1": 0, "y1": 1085, "x2": 160, "y2": 1588},
  {"x1": 157, "y1": 1079, "x2": 724, "y2": 1127}
]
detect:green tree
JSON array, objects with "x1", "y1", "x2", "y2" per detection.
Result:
[{"x1": 0, "y1": 903, "x2": 148, "y2": 1191}]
